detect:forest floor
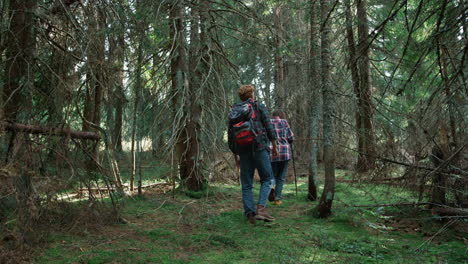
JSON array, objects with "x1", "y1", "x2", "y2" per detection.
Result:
[{"x1": 35, "y1": 170, "x2": 467, "y2": 264}]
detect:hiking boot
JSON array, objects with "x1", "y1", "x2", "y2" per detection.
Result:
[
  {"x1": 268, "y1": 188, "x2": 275, "y2": 202},
  {"x1": 274, "y1": 200, "x2": 282, "y2": 206},
  {"x1": 255, "y1": 205, "x2": 275, "y2": 222},
  {"x1": 246, "y1": 212, "x2": 255, "y2": 225}
]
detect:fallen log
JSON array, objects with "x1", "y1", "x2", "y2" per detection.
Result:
[
  {"x1": 78, "y1": 182, "x2": 171, "y2": 193},
  {"x1": 348, "y1": 203, "x2": 468, "y2": 217},
  {"x1": 0, "y1": 121, "x2": 100, "y2": 141},
  {"x1": 349, "y1": 202, "x2": 430, "y2": 208},
  {"x1": 377, "y1": 144, "x2": 467, "y2": 176},
  {"x1": 141, "y1": 182, "x2": 172, "y2": 189},
  {"x1": 432, "y1": 207, "x2": 468, "y2": 217}
]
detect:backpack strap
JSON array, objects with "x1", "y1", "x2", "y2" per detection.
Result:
[{"x1": 251, "y1": 100, "x2": 265, "y2": 135}]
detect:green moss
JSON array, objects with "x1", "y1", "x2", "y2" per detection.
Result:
[{"x1": 35, "y1": 172, "x2": 466, "y2": 264}]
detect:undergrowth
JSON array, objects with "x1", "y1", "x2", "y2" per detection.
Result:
[{"x1": 34, "y1": 170, "x2": 467, "y2": 263}]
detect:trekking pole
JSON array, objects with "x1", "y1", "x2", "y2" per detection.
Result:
[
  {"x1": 235, "y1": 154, "x2": 240, "y2": 185},
  {"x1": 291, "y1": 144, "x2": 298, "y2": 197}
]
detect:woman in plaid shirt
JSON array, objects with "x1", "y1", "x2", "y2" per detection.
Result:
[{"x1": 269, "y1": 110, "x2": 294, "y2": 205}]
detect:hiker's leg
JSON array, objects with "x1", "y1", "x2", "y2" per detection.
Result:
[
  {"x1": 255, "y1": 149, "x2": 273, "y2": 207},
  {"x1": 239, "y1": 152, "x2": 256, "y2": 215},
  {"x1": 271, "y1": 161, "x2": 280, "y2": 187},
  {"x1": 275, "y1": 160, "x2": 289, "y2": 200}
]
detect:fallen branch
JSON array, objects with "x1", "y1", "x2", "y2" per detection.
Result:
[
  {"x1": 349, "y1": 202, "x2": 430, "y2": 208},
  {"x1": 349, "y1": 203, "x2": 468, "y2": 217},
  {"x1": 0, "y1": 121, "x2": 100, "y2": 141},
  {"x1": 377, "y1": 153, "x2": 467, "y2": 176},
  {"x1": 141, "y1": 182, "x2": 172, "y2": 188},
  {"x1": 78, "y1": 182, "x2": 171, "y2": 193},
  {"x1": 368, "y1": 176, "x2": 406, "y2": 182},
  {"x1": 415, "y1": 220, "x2": 456, "y2": 252},
  {"x1": 432, "y1": 207, "x2": 468, "y2": 217}
]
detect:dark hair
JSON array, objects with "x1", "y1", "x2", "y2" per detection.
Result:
[{"x1": 272, "y1": 110, "x2": 285, "y2": 119}]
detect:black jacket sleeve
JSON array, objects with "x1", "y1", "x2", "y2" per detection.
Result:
[{"x1": 257, "y1": 102, "x2": 276, "y2": 143}]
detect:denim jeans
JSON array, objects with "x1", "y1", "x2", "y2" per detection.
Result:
[
  {"x1": 271, "y1": 160, "x2": 289, "y2": 200},
  {"x1": 239, "y1": 149, "x2": 273, "y2": 216}
]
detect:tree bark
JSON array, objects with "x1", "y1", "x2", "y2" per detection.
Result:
[
  {"x1": 0, "y1": 121, "x2": 100, "y2": 140},
  {"x1": 3, "y1": 0, "x2": 36, "y2": 122},
  {"x1": 169, "y1": 0, "x2": 190, "y2": 188},
  {"x1": 130, "y1": 0, "x2": 146, "y2": 191},
  {"x1": 43, "y1": 19, "x2": 75, "y2": 170},
  {"x1": 108, "y1": 28, "x2": 125, "y2": 152},
  {"x1": 3, "y1": 0, "x2": 37, "y2": 243},
  {"x1": 308, "y1": 0, "x2": 320, "y2": 201},
  {"x1": 274, "y1": 4, "x2": 286, "y2": 110},
  {"x1": 356, "y1": 0, "x2": 376, "y2": 172},
  {"x1": 430, "y1": 0, "x2": 449, "y2": 207},
  {"x1": 82, "y1": 3, "x2": 106, "y2": 171},
  {"x1": 47, "y1": 38, "x2": 69, "y2": 126},
  {"x1": 263, "y1": 55, "x2": 273, "y2": 109},
  {"x1": 183, "y1": 0, "x2": 210, "y2": 191},
  {"x1": 430, "y1": 144, "x2": 447, "y2": 206},
  {"x1": 317, "y1": 0, "x2": 335, "y2": 218},
  {"x1": 345, "y1": 0, "x2": 365, "y2": 172},
  {"x1": 82, "y1": 5, "x2": 105, "y2": 130}
]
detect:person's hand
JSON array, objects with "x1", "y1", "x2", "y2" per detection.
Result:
[
  {"x1": 235, "y1": 155, "x2": 240, "y2": 172},
  {"x1": 272, "y1": 141, "x2": 279, "y2": 157}
]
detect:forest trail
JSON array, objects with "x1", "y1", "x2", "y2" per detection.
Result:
[{"x1": 35, "y1": 170, "x2": 467, "y2": 264}]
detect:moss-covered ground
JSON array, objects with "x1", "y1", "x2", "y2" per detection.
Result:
[{"x1": 35, "y1": 170, "x2": 467, "y2": 263}]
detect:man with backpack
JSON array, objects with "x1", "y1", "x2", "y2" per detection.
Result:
[{"x1": 228, "y1": 85, "x2": 278, "y2": 225}]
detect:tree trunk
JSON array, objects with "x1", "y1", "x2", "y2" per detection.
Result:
[
  {"x1": 356, "y1": 0, "x2": 376, "y2": 172},
  {"x1": 345, "y1": 0, "x2": 365, "y2": 172},
  {"x1": 183, "y1": 0, "x2": 210, "y2": 191},
  {"x1": 274, "y1": 4, "x2": 286, "y2": 110},
  {"x1": 3, "y1": 0, "x2": 37, "y2": 243},
  {"x1": 92, "y1": 7, "x2": 106, "y2": 139},
  {"x1": 47, "y1": 43, "x2": 68, "y2": 127},
  {"x1": 308, "y1": 0, "x2": 320, "y2": 201},
  {"x1": 433, "y1": 0, "x2": 462, "y2": 206},
  {"x1": 430, "y1": 145, "x2": 447, "y2": 206},
  {"x1": 130, "y1": 0, "x2": 146, "y2": 191},
  {"x1": 169, "y1": 0, "x2": 190, "y2": 188},
  {"x1": 109, "y1": 31, "x2": 125, "y2": 152},
  {"x1": 264, "y1": 56, "x2": 273, "y2": 109},
  {"x1": 82, "y1": 4, "x2": 106, "y2": 171},
  {"x1": 317, "y1": 0, "x2": 335, "y2": 218},
  {"x1": 3, "y1": 0, "x2": 36, "y2": 122}
]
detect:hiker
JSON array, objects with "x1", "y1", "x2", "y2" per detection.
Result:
[
  {"x1": 228, "y1": 84, "x2": 278, "y2": 225},
  {"x1": 268, "y1": 110, "x2": 294, "y2": 206}
]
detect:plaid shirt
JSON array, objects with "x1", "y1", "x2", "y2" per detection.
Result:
[{"x1": 270, "y1": 118, "x2": 294, "y2": 162}]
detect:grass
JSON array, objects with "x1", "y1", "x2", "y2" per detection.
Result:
[{"x1": 35, "y1": 170, "x2": 467, "y2": 264}]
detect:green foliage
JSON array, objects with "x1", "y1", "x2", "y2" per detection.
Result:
[
  {"x1": 35, "y1": 175, "x2": 466, "y2": 264},
  {"x1": 0, "y1": 196, "x2": 16, "y2": 222},
  {"x1": 4, "y1": 1, "x2": 466, "y2": 262}
]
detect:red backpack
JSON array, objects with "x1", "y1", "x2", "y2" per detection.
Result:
[{"x1": 228, "y1": 101, "x2": 258, "y2": 152}]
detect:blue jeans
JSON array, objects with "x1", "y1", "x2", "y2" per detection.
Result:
[
  {"x1": 271, "y1": 160, "x2": 289, "y2": 200},
  {"x1": 239, "y1": 149, "x2": 273, "y2": 216}
]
